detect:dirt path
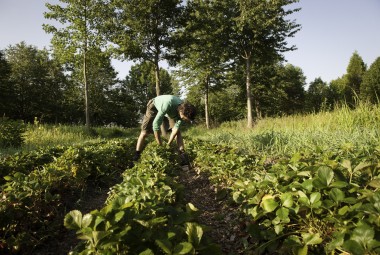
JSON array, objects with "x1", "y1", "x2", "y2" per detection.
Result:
[{"x1": 176, "y1": 165, "x2": 246, "y2": 254}]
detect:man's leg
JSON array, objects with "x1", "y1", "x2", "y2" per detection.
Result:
[
  {"x1": 175, "y1": 130, "x2": 184, "y2": 152},
  {"x1": 133, "y1": 100, "x2": 155, "y2": 162},
  {"x1": 136, "y1": 130, "x2": 149, "y2": 151}
]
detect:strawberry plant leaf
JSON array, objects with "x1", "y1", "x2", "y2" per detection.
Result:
[
  {"x1": 353, "y1": 162, "x2": 372, "y2": 173},
  {"x1": 351, "y1": 224, "x2": 374, "y2": 248},
  {"x1": 185, "y1": 222, "x2": 203, "y2": 246},
  {"x1": 261, "y1": 196, "x2": 279, "y2": 212},
  {"x1": 82, "y1": 213, "x2": 93, "y2": 228},
  {"x1": 343, "y1": 240, "x2": 365, "y2": 255},
  {"x1": 173, "y1": 242, "x2": 193, "y2": 255},
  {"x1": 317, "y1": 166, "x2": 334, "y2": 187},
  {"x1": 280, "y1": 193, "x2": 293, "y2": 208},
  {"x1": 296, "y1": 245, "x2": 308, "y2": 255},
  {"x1": 64, "y1": 210, "x2": 83, "y2": 230},
  {"x1": 302, "y1": 232, "x2": 322, "y2": 245},
  {"x1": 329, "y1": 188, "x2": 345, "y2": 203},
  {"x1": 139, "y1": 249, "x2": 154, "y2": 255},
  {"x1": 156, "y1": 239, "x2": 173, "y2": 254},
  {"x1": 368, "y1": 179, "x2": 380, "y2": 188}
]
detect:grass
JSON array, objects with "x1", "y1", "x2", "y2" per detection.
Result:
[
  {"x1": 185, "y1": 102, "x2": 380, "y2": 156},
  {"x1": 0, "y1": 124, "x2": 140, "y2": 157},
  {"x1": 2, "y1": 102, "x2": 380, "y2": 158}
]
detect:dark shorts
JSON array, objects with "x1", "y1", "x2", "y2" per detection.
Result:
[{"x1": 141, "y1": 99, "x2": 174, "y2": 133}]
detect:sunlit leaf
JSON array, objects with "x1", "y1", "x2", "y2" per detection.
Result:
[
  {"x1": 353, "y1": 162, "x2": 372, "y2": 172},
  {"x1": 173, "y1": 242, "x2": 193, "y2": 255},
  {"x1": 296, "y1": 245, "x2": 307, "y2": 255},
  {"x1": 317, "y1": 166, "x2": 334, "y2": 186},
  {"x1": 64, "y1": 210, "x2": 82, "y2": 230},
  {"x1": 261, "y1": 196, "x2": 279, "y2": 212},
  {"x1": 343, "y1": 240, "x2": 365, "y2": 255},
  {"x1": 139, "y1": 249, "x2": 154, "y2": 255},
  {"x1": 338, "y1": 205, "x2": 349, "y2": 215},
  {"x1": 156, "y1": 239, "x2": 173, "y2": 254},
  {"x1": 302, "y1": 232, "x2": 322, "y2": 245},
  {"x1": 351, "y1": 224, "x2": 374, "y2": 247},
  {"x1": 185, "y1": 222, "x2": 203, "y2": 246},
  {"x1": 276, "y1": 207, "x2": 289, "y2": 221},
  {"x1": 82, "y1": 213, "x2": 93, "y2": 228},
  {"x1": 280, "y1": 193, "x2": 293, "y2": 208},
  {"x1": 368, "y1": 179, "x2": 380, "y2": 188},
  {"x1": 310, "y1": 192, "x2": 321, "y2": 204}
]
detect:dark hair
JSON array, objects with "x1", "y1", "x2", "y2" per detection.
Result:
[{"x1": 179, "y1": 102, "x2": 196, "y2": 121}]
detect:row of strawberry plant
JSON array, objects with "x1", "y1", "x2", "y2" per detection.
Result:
[
  {"x1": 0, "y1": 146, "x2": 66, "y2": 185},
  {"x1": 65, "y1": 143, "x2": 221, "y2": 255},
  {"x1": 0, "y1": 139, "x2": 135, "y2": 254},
  {"x1": 186, "y1": 139, "x2": 380, "y2": 255}
]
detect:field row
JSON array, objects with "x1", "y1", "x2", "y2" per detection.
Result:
[
  {"x1": 2, "y1": 138, "x2": 380, "y2": 254},
  {"x1": 186, "y1": 139, "x2": 380, "y2": 254}
]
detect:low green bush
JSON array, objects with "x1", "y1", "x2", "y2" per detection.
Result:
[{"x1": 0, "y1": 118, "x2": 26, "y2": 148}]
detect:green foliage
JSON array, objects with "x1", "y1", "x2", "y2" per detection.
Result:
[
  {"x1": 345, "y1": 51, "x2": 367, "y2": 106},
  {"x1": 125, "y1": 62, "x2": 174, "y2": 116},
  {"x1": 186, "y1": 139, "x2": 380, "y2": 254},
  {"x1": 66, "y1": 142, "x2": 220, "y2": 254},
  {"x1": 4, "y1": 42, "x2": 66, "y2": 122},
  {"x1": 0, "y1": 139, "x2": 135, "y2": 253},
  {"x1": 360, "y1": 57, "x2": 380, "y2": 103},
  {"x1": 305, "y1": 77, "x2": 329, "y2": 112},
  {"x1": 0, "y1": 118, "x2": 26, "y2": 148},
  {"x1": 0, "y1": 51, "x2": 15, "y2": 117}
]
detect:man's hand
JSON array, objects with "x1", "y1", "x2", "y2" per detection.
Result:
[{"x1": 168, "y1": 127, "x2": 179, "y2": 145}]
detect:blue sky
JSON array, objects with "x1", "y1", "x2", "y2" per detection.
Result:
[{"x1": 1, "y1": 0, "x2": 379, "y2": 85}]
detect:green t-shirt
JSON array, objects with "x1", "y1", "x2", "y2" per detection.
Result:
[{"x1": 152, "y1": 95, "x2": 183, "y2": 131}]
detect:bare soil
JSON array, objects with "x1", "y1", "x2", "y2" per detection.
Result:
[{"x1": 176, "y1": 165, "x2": 247, "y2": 254}]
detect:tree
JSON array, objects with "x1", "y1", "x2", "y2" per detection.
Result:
[
  {"x1": 328, "y1": 76, "x2": 347, "y2": 108},
  {"x1": 227, "y1": 0, "x2": 301, "y2": 127},
  {"x1": 105, "y1": 0, "x2": 183, "y2": 96},
  {"x1": 360, "y1": 57, "x2": 380, "y2": 104},
  {"x1": 4, "y1": 42, "x2": 65, "y2": 122},
  {"x1": 125, "y1": 62, "x2": 173, "y2": 117},
  {"x1": 305, "y1": 77, "x2": 328, "y2": 112},
  {"x1": 176, "y1": 0, "x2": 230, "y2": 129},
  {"x1": 44, "y1": 0, "x2": 108, "y2": 128},
  {"x1": 345, "y1": 51, "x2": 366, "y2": 106},
  {"x1": 0, "y1": 50, "x2": 15, "y2": 118},
  {"x1": 273, "y1": 63, "x2": 306, "y2": 115}
]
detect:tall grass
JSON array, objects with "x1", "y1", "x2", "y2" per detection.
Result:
[
  {"x1": 185, "y1": 102, "x2": 380, "y2": 156},
  {"x1": 2, "y1": 102, "x2": 379, "y2": 158},
  {"x1": 0, "y1": 124, "x2": 139, "y2": 156}
]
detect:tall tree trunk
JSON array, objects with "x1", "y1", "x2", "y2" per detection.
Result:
[
  {"x1": 84, "y1": 51, "x2": 90, "y2": 129},
  {"x1": 154, "y1": 58, "x2": 167, "y2": 136},
  {"x1": 154, "y1": 59, "x2": 161, "y2": 96},
  {"x1": 84, "y1": 5, "x2": 90, "y2": 129},
  {"x1": 205, "y1": 75, "x2": 210, "y2": 129},
  {"x1": 246, "y1": 57, "x2": 253, "y2": 128}
]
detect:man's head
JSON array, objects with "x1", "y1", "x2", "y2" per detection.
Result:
[{"x1": 178, "y1": 102, "x2": 196, "y2": 123}]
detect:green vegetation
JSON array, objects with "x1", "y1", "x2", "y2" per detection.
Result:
[
  {"x1": 186, "y1": 102, "x2": 380, "y2": 156},
  {"x1": 1, "y1": 104, "x2": 380, "y2": 254},
  {"x1": 0, "y1": 118, "x2": 26, "y2": 148},
  {"x1": 0, "y1": 123, "x2": 139, "y2": 156}
]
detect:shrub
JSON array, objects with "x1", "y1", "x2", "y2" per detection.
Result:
[{"x1": 0, "y1": 117, "x2": 26, "y2": 148}]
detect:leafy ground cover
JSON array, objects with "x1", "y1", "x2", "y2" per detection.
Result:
[
  {"x1": 0, "y1": 139, "x2": 135, "y2": 254},
  {"x1": 2, "y1": 103, "x2": 380, "y2": 254},
  {"x1": 186, "y1": 139, "x2": 380, "y2": 254}
]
